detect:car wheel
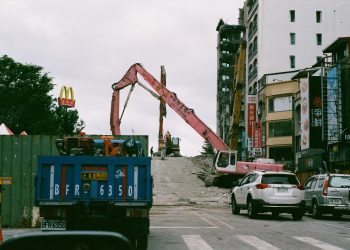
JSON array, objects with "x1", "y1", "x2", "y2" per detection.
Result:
[
  {"x1": 312, "y1": 201, "x2": 321, "y2": 218},
  {"x1": 333, "y1": 212, "x2": 342, "y2": 219},
  {"x1": 292, "y1": 210, "x2": 303, "y2": 221},
  {"x1": 247, "y1": 198, "x2": 257, "y2": 219},
  {"x1": 231, "y1": 196, "x2": 240, "y2": 215}
]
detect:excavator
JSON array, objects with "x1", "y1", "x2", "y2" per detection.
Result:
[{"x1": 110, "y1": 63, "x2": 283, "y2": 185}]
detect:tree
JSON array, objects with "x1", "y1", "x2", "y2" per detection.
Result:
[
  {"x1": 201, "y1": 140, "x2": 214, "y2": 155},
  {"x1": 0, "y1": 55, "x2": 85, "y2": 135}
]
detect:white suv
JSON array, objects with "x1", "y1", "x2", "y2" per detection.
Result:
[{"x1": 231, "y1": 171, "x2": 305, "y2": 220}]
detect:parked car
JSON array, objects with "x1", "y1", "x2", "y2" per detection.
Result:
[
  {"x1": 304, "y1": 173, "x2": 350, "y2": 218},
  {"x1": 231, "y1": 170, "x2": 305, "y2": 220}
]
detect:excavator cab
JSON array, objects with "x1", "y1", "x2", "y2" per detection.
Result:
[{"x1": 213, "y1": 150, "x2": 237, "y2": 174}]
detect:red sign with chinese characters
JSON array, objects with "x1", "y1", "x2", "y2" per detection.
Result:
[
  {"x1": 247, "y1": 95, "x2": 257, "y2": 137},
  {"x1": 253, "y1": 121, "x2": 262, "y2": 148}
]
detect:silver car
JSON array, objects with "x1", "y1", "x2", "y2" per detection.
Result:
[{"x1": 304, "y1": 173, "x2": 350, "y2": 218}]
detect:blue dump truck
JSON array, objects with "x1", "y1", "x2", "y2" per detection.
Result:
[{"x1": 35, "y1": 136, "x2": 153, "y2": 249}]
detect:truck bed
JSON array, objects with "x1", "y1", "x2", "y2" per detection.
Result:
[{"x1": 36, "y1": 156, "x2": 152, "y2": 206}]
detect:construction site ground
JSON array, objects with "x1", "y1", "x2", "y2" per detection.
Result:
[{"x1": 152, "y1": 155, "x2": 231, "y2": 207}]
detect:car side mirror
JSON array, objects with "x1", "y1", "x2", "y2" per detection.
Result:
[{"x1": 0, "y1": 231, "x2": 135, "y2": 250}]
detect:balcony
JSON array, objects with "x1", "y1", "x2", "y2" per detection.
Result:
[
  {"x1": 248, "y1": 68, "x2": 257, "y2": 82},
  {"x1": 248, "y1": 25, "x2": 257, "y2": 40},
  {"x1": 248, "y1": 46, "x2": 257, "y2": 62},
  {"x1": 247, "y1": 0, "x2": 258, "y2": 17}
]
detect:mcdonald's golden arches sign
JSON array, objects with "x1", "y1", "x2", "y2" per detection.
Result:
[{"x1": 58, "y1": 86, "x2": 75, "y2": 108}]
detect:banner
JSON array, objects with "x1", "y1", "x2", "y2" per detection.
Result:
[
  {"x1": 300, "y1": 78, "x2": 309, "y2": 150},
  {"x1": 309, "y1": 76, "x2": 323, "y2": 148}
]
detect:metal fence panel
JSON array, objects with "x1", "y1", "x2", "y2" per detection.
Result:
[{"x1": 0, "y1": 135, "x2": 59, "y2": 227}]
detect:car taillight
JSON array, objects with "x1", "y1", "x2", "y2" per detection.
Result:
[
  {"x1": 256, "y1": 183, "x2": 270, "y2": 189},
  {"x1": 323, "y1": 176, "x2": 329, "y2": 196}
]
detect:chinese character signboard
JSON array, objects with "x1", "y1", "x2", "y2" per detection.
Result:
[
  {"x1": 247, "y1": 95, "x2": 256, "y2": 137},
  {"x1": 327, "y1": 68, "x2": 340, "y2": 142},
  {"x1": 309, "y1": 76, "x2": 323, "y2": 148},
  {"x1": 300, "y1": 76, "x2": 323, "y2": 150},
  {"x1": 253, "y1": 121, "x2": 262, "y2": 148},
  {"x1": 300, "y1": 78, "x2": 309, "y2": 150}
]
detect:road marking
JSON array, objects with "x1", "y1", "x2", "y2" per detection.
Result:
[
  {"x1": 293, "y1": 237, "x2": 345, "y2": 250},
  {"x1": 182, "y1": 235, "x2": 213, "y2": 250},
  {"x1": 200, "y1": 211, "x2": 235, "y2": 230},
  {"x1": 316, "y1": 222, "x2": 350, "y2": 230},
  {"x1": 191, "y1": 211, "x2": 219, "y2": 228},
  {"x1": 236, "y1": 235, "x2": 280, "y2": 250},
  {"x1": 151, "y1": 226, "x2": 217, "y2": 229}
]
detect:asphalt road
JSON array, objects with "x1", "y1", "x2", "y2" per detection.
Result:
[
  {"x1": 148, "y1": 157, "x2": 350, "y2": 250},
  {"x1": 2, "y1": 156, "x2": 350, "y2": 249}
]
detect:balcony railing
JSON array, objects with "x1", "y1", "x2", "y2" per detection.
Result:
[
  {"x1": 248, "y1": 46, "x2": 257, "y2": 61},
  {"x1": 248, "y1": 68, "x2": 257, "y2": 82},
  {"x1": 248, "y1": 25, "x2": 257, "y2": 40}
]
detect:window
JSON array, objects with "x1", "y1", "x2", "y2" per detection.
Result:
[
  {"x1": 316, "y1": 33, "x2": 322, "y2": 45},
  {"x1": 217, "y1": 152, "x2": 229, "y2": 168},
  {"x1": 290, "y1": 55, "x2": 295, "y2": 68},
  {"x1": 317, "y1": 176, "x2": 325, "y2": 188},
  {"x1": 269, "y1": 146, "x2": 293, "y2": 161},
  {"x1": 222, "y1": 75, "x2": 229, "y2": 80},
  {"x1": 268, "y1": 96, "x2": 292, "y2": 112},
  {"x1": 262, "y1": 174, "x2": 299, "y2": 185},
  {"x1": 290, "y1": 10, "x2": 295, "y2": 22},
  {"x1": 268, "y1": 121, "x2": 293, "y2": 137},
  {"x1": 290, "y1": 33, "x2": 295, "y2": 45},
  {"x1": 316, "y1": 11, "x2": 322, "y2": 23},
  {"x1": 240, "y1": 174, "x2": 252, "y2": 186},
  {"x1": 329, "y1": 176, "x2": 350, "y2": 188},
  {"x1": 304, "y1": 177, "x2": 315, "y2": 189}
]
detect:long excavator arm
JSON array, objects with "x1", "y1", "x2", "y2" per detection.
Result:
[{"x1": 110, "y1": 63, "x2": 229, "y2": 152}]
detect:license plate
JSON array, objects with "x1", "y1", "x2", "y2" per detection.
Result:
[
  {"x1": 41, "y1": 220, "x2": 66, "y2": 231},
  {"x1": 329, "y1": 199, "x2": 342, "y2": 205},
  {"x1": 276, "y1": 187, "x2": 288, "y2": 193}
]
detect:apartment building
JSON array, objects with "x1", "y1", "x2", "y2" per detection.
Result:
[
  {"x1": 257, "y1": 71, "x2": 298, "y2": 167},
  {"x1": 243, "y1": 0, "x2": 350, "y2": 95},
  {"x1": 239, "y1": 0, "x2": 350, "y2": 160},
  {"x1": 216, "y1": 19, "x2": 245, "y2": 145}
]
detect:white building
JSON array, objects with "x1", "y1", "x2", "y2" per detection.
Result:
[{"x1": 244, "y1": 0, "x2": 350, "y2": 94}]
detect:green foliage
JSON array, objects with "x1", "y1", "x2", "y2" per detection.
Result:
[
  {"x1": 0, "y1": 55, "x2": 85, "y2": 135},
  {"x1": 201, "y1": 140, "x2": 214, "y2": 155}
]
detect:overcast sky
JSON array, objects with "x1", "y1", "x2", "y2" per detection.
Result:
[{"x1": 0, "y1": 0, "x2": 245, "y2": 156}]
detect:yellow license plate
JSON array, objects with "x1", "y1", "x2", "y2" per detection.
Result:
[{"x1": 81, "y1": 172, "x2": 107, "y2": 180}]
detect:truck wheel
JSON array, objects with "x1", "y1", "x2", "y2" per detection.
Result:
[
  {"x1": 136, "y1": 236, "x2": 148, "y2": 250},
  {"x1": 272, "y1": 211, "x2": 279, "y2": 217},
  {"x1": 333, "y1": 212, "x2": 342, "y2": 219}
]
